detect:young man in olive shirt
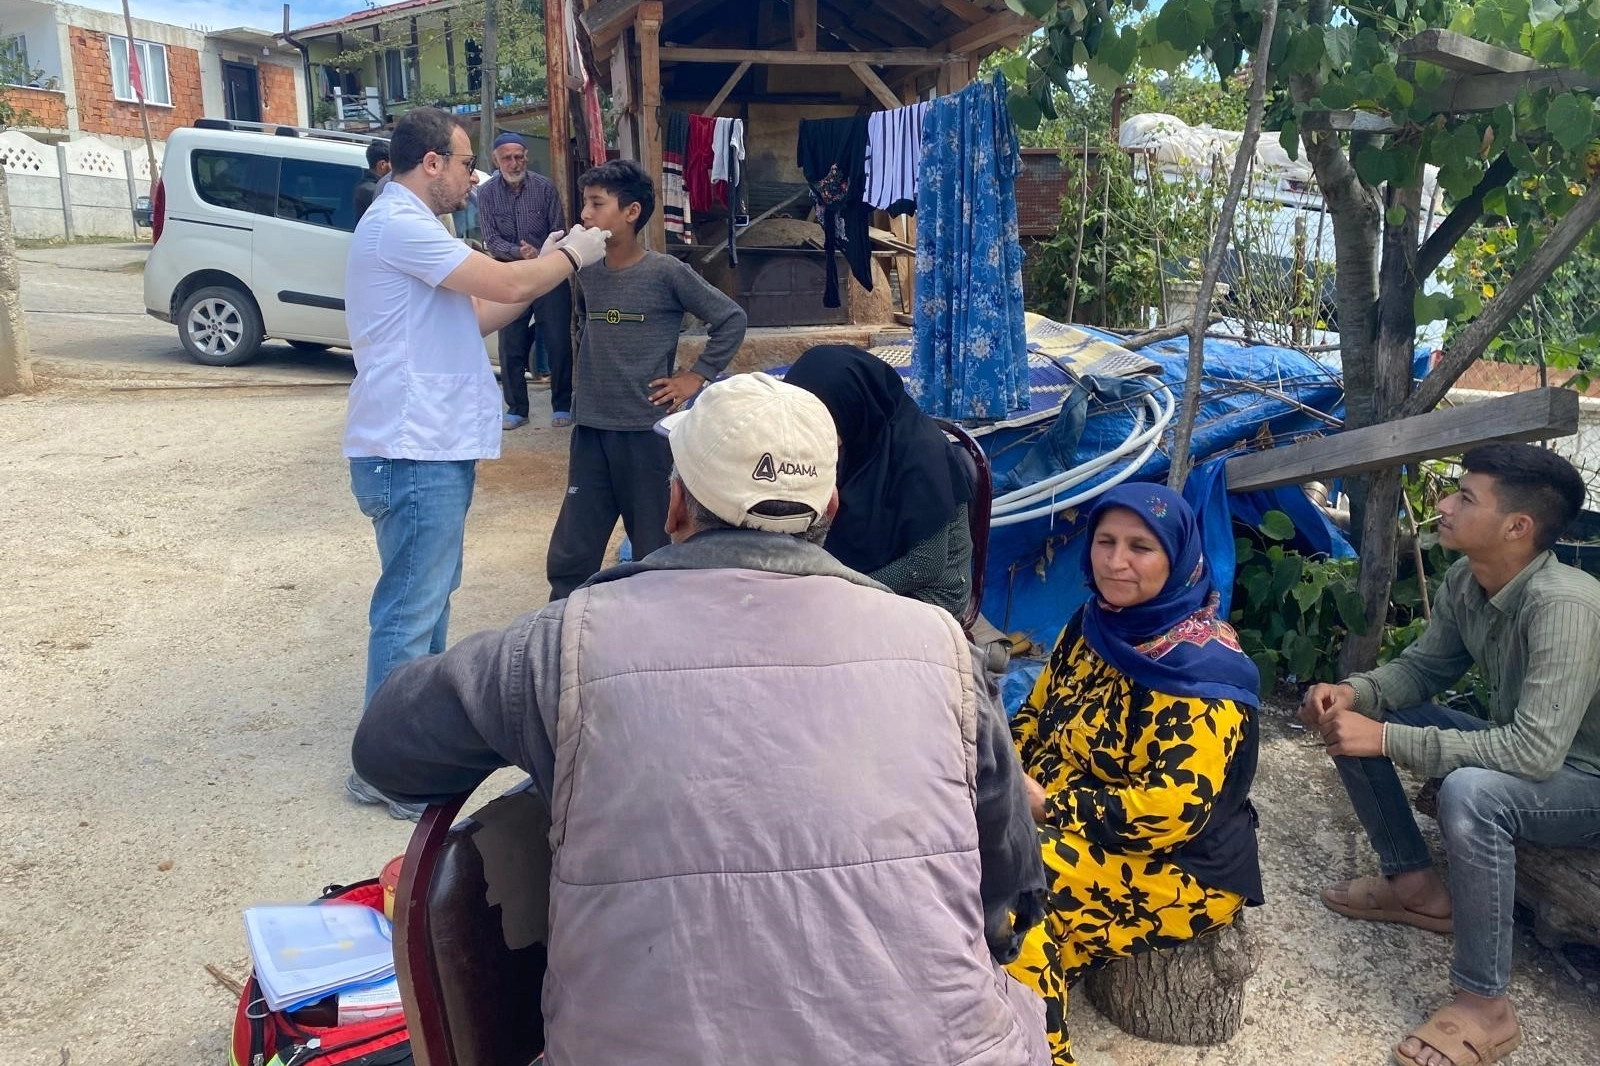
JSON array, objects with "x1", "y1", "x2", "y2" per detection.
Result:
[{"x1": 1303, "y1": 443, "x2": 1600, "y2": 1066}]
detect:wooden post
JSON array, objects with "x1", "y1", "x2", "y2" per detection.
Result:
[
  {"x1": 636, "y1": 1, "x2": 665, "y2": 251},
  {"x1": 120, "y1": 0, "x2": 160, "y2": 188},
  {"x1": 480, "y1": 0, "x2": 498, "y2": 161},
  {"x1": 792, "y1": 0, "x2": 816, "y2": 50},
  {"x1": 0, "y1": 169, "x2": 36, "y2": 395},
  {"x1": 545, "y1": 0, "x2": 573, "y2": 219}
]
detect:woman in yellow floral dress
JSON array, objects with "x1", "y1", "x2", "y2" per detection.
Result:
[{"x1": 1007, "y1": 482, "x2": 1263, "y2": 1065}]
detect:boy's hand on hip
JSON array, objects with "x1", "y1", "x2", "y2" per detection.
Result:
[{"x1": 650, "y1": 370, "x2": 706, "y2": 411}]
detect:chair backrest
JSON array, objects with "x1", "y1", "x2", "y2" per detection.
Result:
[
  {"x1": 394, "y1": 782, "x2": 551, "y2": 1066},
  {"x1": 935, "y1": 419, "x2": 991, "y2": 634}
]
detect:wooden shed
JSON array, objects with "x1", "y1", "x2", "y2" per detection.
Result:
[{"x1": 541, "y1": 0, "x2": 1037, "y2": 333}]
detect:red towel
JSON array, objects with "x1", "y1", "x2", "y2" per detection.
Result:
[{"x1": 686, "y1": 114, "x2": 717, "y2": 213}]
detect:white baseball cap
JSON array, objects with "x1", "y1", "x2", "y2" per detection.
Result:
[{"x1": 655, "y1": 372, "x2": 838, "y2": 534}]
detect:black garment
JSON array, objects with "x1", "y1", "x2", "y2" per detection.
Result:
[
  {"x1": 545, "y1": 425, "x2": 675, "y2": 600},
  {"x1": 353, "y1": 169, "x2": 381, "y2": 221},
  {"x1": 797, "y1": 116, "x2": 872, "y2": 307},
  {"x1": 499, "y1": 282, "x2": 575, "y2": 417},
  {"x1": 353, "y1": 527, "x2": 1047, "y2": 961},
  {"x1": 784, "y1": 345, "x2": 971, "y2": 575}
]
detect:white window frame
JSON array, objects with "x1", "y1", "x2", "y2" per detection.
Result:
[{"x1": 110, "y1": 36, "x2": 172, "y2": 107}]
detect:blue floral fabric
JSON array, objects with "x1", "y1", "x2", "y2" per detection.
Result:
[{"x1": 911, "y1": 73, "x2": 1028, "y2": 421}]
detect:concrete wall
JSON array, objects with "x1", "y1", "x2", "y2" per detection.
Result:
[{"x1": 0, "y1": 129, "x2": 153, "y2": 239}]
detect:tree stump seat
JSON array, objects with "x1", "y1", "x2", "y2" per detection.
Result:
[
  {"x1": 1414, "y1": 780, "x2": 1600, "y2": 950},
  {"x1": 1082, "y1": 913, "x2": 1261, "y2": 1046}
]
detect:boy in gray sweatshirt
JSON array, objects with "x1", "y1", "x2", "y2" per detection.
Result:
[{"x1": 546, "y1": 160, "x2": 748, "y2": 599}]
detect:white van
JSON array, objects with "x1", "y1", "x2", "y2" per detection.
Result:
[{"x1": 144, "y1": 120, "x2": 491, "y2": 367}]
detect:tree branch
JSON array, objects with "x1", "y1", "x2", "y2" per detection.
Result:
[
  {"x1": 1415, "y1": 153, "x2": 1515, "y2": 280},
  {"x1": 1402, "y1": 179, "x2": 1600, "y2": 417},
  {"x1": 1167, "y1": 0, "x2": 1279, "y2": 490}
]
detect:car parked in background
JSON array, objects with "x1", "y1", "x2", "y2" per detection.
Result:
[
  {"x1": 133, "y1": 194, "x2": 152, "y2": 228},
  {"x1": 143, "y1": 120, "x2": 498, "y2": 368}
]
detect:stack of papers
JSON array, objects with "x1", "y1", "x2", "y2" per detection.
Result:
[{"x1": 244, "y1": 903, "x2": 397, "y2": 1012}]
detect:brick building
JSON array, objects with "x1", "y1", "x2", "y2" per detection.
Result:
[{"x1": 0, "y1": 0, "x2": 307, "y2": 148}]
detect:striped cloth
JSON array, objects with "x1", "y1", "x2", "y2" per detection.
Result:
[{"x1": 865, "y1": 101, "x2": 930, "y2": 214}]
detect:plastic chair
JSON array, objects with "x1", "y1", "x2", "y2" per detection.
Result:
[
  {"x1": 935, "y1": 418, "x2": 992, "y2": 634},
  {"x1": 393, "y1": 782, "x2": 551, "y2": 1066}
]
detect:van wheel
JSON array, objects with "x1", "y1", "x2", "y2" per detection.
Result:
[
  {"x1": 287, "y1": 340, "x2": 330, "y2": 352},
  {"x1": 178, "y1": 285, "x2": 263, "y2": 366}
]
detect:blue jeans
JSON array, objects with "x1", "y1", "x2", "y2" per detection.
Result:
[
  {"x1": 349, "y1": 457, "x2": 476, "y2": 707},
  {"x1": 1335, "y1": 702, "x2": 1600, "y2": 997}
]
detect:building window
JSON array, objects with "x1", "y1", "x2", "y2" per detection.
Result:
[
  {"x1": 382, "y1": 48, "x2": 408, "y2": 102},
  {"x1": 110, "y1": 36, "x2": 172, "y2": 107},
  {"x1": 1, "y1": 34, "x2": 28, "y2": 87},
  {"x1": 464, "y1": 39, "x2": 482, "y2": 95}
]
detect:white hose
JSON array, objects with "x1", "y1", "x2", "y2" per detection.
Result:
[{"x1": 989, "y1": 383, "x2": 1176, "y2": 529}]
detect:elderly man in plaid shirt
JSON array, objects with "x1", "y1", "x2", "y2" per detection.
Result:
[{"x1": 478, "y1": 132, "x2": 575, "y2": 429}]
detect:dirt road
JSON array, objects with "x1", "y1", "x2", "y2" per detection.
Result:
[{"x1": 1, "y1": 244, "x2": 1594, "y2": 1065}]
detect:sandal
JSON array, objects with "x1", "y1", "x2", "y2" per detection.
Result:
[
  {"x1": 1321, "y1": 875, "x2": 1453, "y2": 934},
  {"x1": 551, "y1": 412, "x2": 573, "y2": 428},
  {"x1": 1393, "y1": 1003, "x2": 1521, "y2": 1066}
]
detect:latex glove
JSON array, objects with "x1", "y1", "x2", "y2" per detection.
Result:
[
  {"x1": 536, "y1": 230, "x2": 563, "y2": 258},
  {"x1": 554, "y1": 225, "x2": 611, "y2": 270}
]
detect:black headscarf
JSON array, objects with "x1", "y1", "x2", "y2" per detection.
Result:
[{"x1": 784, "y1": 345, "x2": 971, "y2": 574}]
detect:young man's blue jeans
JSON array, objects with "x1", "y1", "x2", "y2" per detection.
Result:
[
  {"x1": 1334, "y1": 702, "x2": 1600, "y2": 997},
  {"x1": 349, "y1": 457, "x2": 476, "y2": 707}
]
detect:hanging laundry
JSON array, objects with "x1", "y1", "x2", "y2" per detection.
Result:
[
  {"x1": 711, "y1": 117, "x2": 747, "y2": 264},
  {"x1": 661, "y1": 109, "x2": 693, "y2": 240},
  {"x1": 686, "y1": 114, "x2": 717, "y2": 214},
  {"x1": 797, "y1": 115, "x2": 872, "y2": 308},
  {"x1": 865, "y1": 101, "x2": 930, "y2": 216},
  {"x1": 911, "y1": 73, "x2": 1028, "y2": 421}
]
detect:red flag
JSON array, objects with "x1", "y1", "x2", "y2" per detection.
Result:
[{"x1": 127, "y1": 41, "x2": 144, "y2": 100}]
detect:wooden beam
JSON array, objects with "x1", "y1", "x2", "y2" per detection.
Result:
[
  {"x1": 1398, "y1": 29, "x2": 1537, "y2": 75},
  {"x1": 701, "y1": 60, "x2": 751, "y2": 115},
  {"x1": 637, "y1": 1, "x2": 666, "y2": 251},
  {"x1": 792, "y1": 0, "x2": 816, "y2": 51},
  {"x1": 850, "y1": 61, "x2": 901, "y2": 109},
  {"x1": 1298, "y1": 109, "x2": 1401, "y2": 133},
  {"x1": 1424, "y1": 68, "x2": 1600, "y2": 114},
  {"x1": 938, "y1": 0, "x2": 988, "y2": 24},
  {"x1": 947, "y1": 10, "x2": 1035, "y2": 54},
  {"x1": 1224, "y1": 387, "x2": 1579, "y2": 493},
  {"x1": 581, "y1": 0, "x2": 643, "y2": 52},
  {"x1": 660, "y1": 45, "x2": 960, "y2": 65}
]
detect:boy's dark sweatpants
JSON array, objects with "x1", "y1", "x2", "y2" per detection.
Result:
[{"x1": 546, "y1": 425, "x2": 674, "y2": 600}]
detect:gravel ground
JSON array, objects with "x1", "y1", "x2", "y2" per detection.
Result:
[{"x1": 1, "y1": 243, "x2": 1594, "y2": 1065}]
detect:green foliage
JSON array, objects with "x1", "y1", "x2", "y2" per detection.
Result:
[
  {"x1": 1005, "y1": 0, "x2": 1600, "y2": 259},
  {"x1": 1025, "y1": 140, "x2": 1217, "y2": 327},
  {"x1": 1230, "y1": 509, "x2": 1445, "y2": 689},
  {"x1": 1437, "y1": 178, "x2": 1600, "y2": 376}
]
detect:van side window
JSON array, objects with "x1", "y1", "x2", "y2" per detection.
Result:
[
  {"x1": 277, "y1": 158, "x2": 365, "y2": 232},
  {"x1": 191, "y1": 150, "x2": 278, "y2": 216}
]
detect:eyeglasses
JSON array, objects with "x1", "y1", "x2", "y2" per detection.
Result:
[{"x1": 434, "y1": 151, "x2": 477, "y2": 173}]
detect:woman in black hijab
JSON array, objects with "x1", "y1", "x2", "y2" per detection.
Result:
[{"x1": 785, "y1": 345, "x2": 975, "y2": 618}]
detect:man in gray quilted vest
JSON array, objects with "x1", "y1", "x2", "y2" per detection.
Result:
[{"x1": 353, "y1": 371, "x2": 1049, "y2": 1065}]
